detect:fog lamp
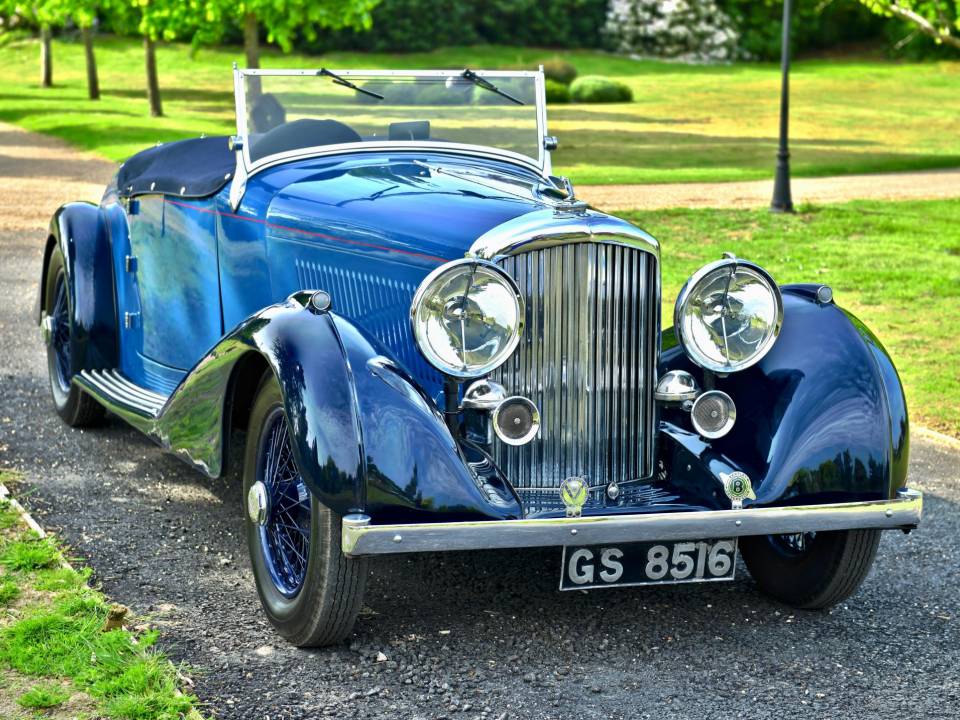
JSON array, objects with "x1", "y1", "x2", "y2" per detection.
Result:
[
  {"x1": 492, "y1": 396, "x2": 540, "y2": 446},
  {"x1": 690, "y1": 390, "x2": 736, "y2": 439}
]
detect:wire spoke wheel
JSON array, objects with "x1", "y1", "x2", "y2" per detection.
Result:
[
  {"x1": 772, "y1": 531, "x2": 817, "y2": 556},
  {"x1": 244, "y1": 372, "x2": 367, "y2": 646},
  {"x1": 51, "y1": 272, "x2": 72, "y2": 394},
  {"x1": 742, "y1": 528, "x2": 881, "y2": 610},
  {"x1": 42, "y1": 248, "x2": 103, "y2": 427},
  {"x1": 257, "y1": 408, "x2": 311, "y2": 598}
]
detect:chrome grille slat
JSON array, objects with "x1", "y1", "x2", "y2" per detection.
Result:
[{"x1": 493, "y1": 243, "x2": 655, "y2": 490}]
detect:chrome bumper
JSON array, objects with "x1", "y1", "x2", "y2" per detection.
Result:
[{"x1": 341, "y1": 488, "x2": 922, "y2": 557}]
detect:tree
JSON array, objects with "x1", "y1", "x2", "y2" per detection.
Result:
[
  {"x1": 59, "y1": 0, "x2": 103, "y2": 99},
  {"x1": 5, "y1": 1, "x2": 66, "y2": 87},
  {"x1": 194, "y1": 0, "x2": 380, "y2": 101},
  {"x1": 111, "y1": 0, "x2": 208, "y2": 117},
  {"x1": 857, "y1": 1, "x2": 960, "y2": 49},
  {"x1": 218, "y1": 0, "x2": 383, "y2": 73}
]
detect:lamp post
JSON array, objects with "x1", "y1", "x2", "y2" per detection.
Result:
[{"x1": 771, "y1": 0, "x2": 794, "y2": 213}]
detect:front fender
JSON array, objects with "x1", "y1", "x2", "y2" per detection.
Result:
[
  {"x1": 155, "y1": 292, "x2": 365, "y2": 509},
  {"x1": 41, "y1": 202, "x2": 118, "y2": 372},
  {"x1": 660, "y1": 284, "x2": 908, "y2": 506},
  {"x1": 157, "y1": 292, "x2": 521, "y2": 522},
  {"x1": 332, "y1": 313, "x2": 522, "y2": 523}
]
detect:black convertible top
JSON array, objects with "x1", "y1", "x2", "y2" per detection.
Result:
[{"x1": 117, "y1": 136, "x2": 235, "y2": 199}]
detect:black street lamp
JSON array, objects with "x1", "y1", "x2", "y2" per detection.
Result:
[{"x1": 771, "y1": 0, "x2": 795, "y2": 213}]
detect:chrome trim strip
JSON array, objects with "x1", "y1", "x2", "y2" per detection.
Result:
[
  {"x1": 246, "y1": 142, "x2": 547, "y2": 181},
  {"x1": 92, "y1": 370, "x2": 166, "y2": 405},
  {"x1": 107, "y1": 372, "x2": 166, "y2": 405},
  {"x1": 342, "y1": 489, "x2": 923, "y2": 556},
  {"x1": 241, "y1": 68, "x2": 544, "y2": 78},
  {"x1": 469, "y1": 208, "x2": 660, "y2": 262},
  {"x1": 76, "y1": 369, "x2": 167, "y2": 418}
]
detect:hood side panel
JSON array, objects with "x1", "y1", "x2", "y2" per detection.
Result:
[{"x1": 243, "y1": 153, "x2": 549, "y2": 391}]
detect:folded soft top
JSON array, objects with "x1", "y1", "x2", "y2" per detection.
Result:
[{"x1": 117, "y1": 136, "x2": 234, "y2": 199}]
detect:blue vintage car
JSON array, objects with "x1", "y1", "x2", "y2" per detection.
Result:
[{"x1": 38, "y1": 67, "x2": 922, "y2": 646}]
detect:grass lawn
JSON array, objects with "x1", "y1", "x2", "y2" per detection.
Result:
[
  {"x1": 0, "y1": 36, "x2": 958, "y2": 184},
  {"x1": 632, "y1": 198, "x2": 960, "y2": 437},
  {"x1": 0, "y1": 474, "x2": 203, "y2": 720}
]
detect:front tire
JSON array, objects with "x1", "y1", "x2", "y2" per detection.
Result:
[
  {"x1": 741, "y1": 529, "x2": 881, "y2": 609},
  {"x1": 43, "y1": 248, "x2": 104, "y2": 427},
  {"x1": 243, "y1": 373, "x2": 367, "y2": 647}
]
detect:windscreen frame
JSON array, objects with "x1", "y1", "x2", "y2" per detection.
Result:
[{"x1": 231, "y1": 67, "x2": 551, "y2": 179}]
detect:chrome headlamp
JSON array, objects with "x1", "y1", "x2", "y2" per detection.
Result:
[
  {"x1": 411, "y1": 259, "x2": 523, "y2": 379},
  {"x1": 674, "y1": 257, "x2": 783, "y2": 373}
]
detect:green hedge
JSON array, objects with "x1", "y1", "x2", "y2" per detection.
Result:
[
  {"x1": 717, "y1": 0, "x2": 885, "y2": 60},
  {"x1": 544, "y1": 79, "x2": 570, "y2": 103},
  {"x1": 305, "y1": 0, "x2": 609, "y2": 53}
]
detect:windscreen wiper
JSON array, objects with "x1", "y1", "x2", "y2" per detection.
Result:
[
  {"x1": 318, "y1": 68, "x2": 384, "y2": 100},
  {"x1": 461, "y1": 68, "x2": 524, "y2": 106}
]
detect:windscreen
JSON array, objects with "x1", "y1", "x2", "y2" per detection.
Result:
[{"x1": 239, "y1": 71, "x2": 543, "y2": 167}]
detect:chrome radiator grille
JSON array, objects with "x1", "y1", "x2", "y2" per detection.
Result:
[{"x1": 492, "y1": 242, "x2": 657, "y2": 490}]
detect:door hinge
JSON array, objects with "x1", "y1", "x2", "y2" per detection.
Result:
[
  {"x1": 124, "y1": 312, "x2": 141, "y2": 330},
  {"x1": 125, "y1": 255, "x2": 138, "y2": 273}
]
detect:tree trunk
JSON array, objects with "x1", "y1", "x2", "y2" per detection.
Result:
[
  {"x1": 244, "y1": 13, "x2": 261, "y2": 69},
  {"x1": 40, "y1": 25, "x2": 53, "y2": 88},
  {"x1": 82, "y1": 26, "x2": 100, "y2": 100},
  {"x1": 144, "y1": 35, "x2": 163, "y2": 117},
  {"x1": 243, "y1": 13, "x2": 262, "y2": 99}
]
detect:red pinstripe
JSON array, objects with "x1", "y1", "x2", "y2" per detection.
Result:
[{"x1": 165, "y1": 198, "x2": 448, "y2": 265}]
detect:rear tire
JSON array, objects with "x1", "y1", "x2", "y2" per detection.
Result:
[
  {"x1": 243, "y1": 372, "x2": 367, "y2": 647},
  {"x1": 741, "y1": 529, "x2": 881, "y2": 610},
  {"x1": 43, "y1": 248, "x2": 104, "y2": 427}
]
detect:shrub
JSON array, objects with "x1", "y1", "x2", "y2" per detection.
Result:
[
  {"x1": 540, "y1": 58, "x2": 578, "y2": 85},
  {"x1": 604, "y1": 0, "x2": 739, "y2": 62},
  {"x1": 544, "y1": 79, "x2": 570, "y2": 104},
  {"x1": 569, "y1": 76, "x2": 633, "y2": 103}
]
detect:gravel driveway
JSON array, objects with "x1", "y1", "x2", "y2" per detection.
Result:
[
  {"x1": 1, "y1": 122, "x2": 958, "y2": 719},
  {"x1": 579, "y1": 168, "x2": 960, "y2": 211}
]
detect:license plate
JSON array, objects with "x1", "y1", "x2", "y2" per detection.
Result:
[{"x1": 560, "y1": 538, "x2": 738, "y2": 591}]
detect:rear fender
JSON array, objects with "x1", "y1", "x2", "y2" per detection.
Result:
[
  {"x1": 40, "y1": 202, "x2": 118, "y2": 372},
  {"x1": 659, "y1": 285, "x2": 908, "y2": 506}
]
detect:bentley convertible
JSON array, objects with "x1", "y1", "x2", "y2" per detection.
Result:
[{"x1": 38, "y1": 66, "x2": 922, "y2": 646}]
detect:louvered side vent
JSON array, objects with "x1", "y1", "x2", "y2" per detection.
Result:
[
  {"x1": 491, "y1": 243, "x2": 657, "y2": 491},
  {"x1": 296, "y1": 260, "x2": 443, "y2": 388}
]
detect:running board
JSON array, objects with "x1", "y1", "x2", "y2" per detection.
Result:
[{"x1": 75, "y1": 369, "x2": 168, "y2": 418}]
